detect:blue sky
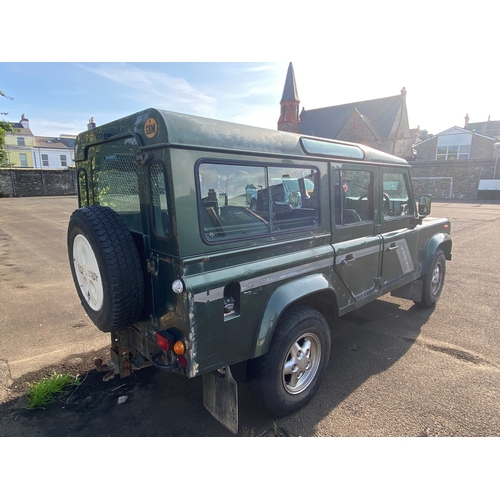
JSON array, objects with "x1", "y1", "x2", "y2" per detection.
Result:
[
  {"x1": 0, "y1": 62, "x2": 286, "y2": 136},
  {"x1": 1, "y1": 2, "x2": 499, "y2": 140}
]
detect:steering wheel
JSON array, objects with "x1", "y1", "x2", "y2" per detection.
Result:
[{"x1": 353, "y1": 193, "x2": 391, "y2": 217}]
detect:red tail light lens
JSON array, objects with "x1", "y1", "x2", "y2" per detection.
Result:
[{"x1": 155, "y1": 331, "x2": 175, "y2": 351}]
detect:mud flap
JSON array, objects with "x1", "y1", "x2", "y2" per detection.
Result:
[
  {"x1": 391, "y1": 279, "x2": 423, "y2": 302},
  {"x1": 203, "y1": 366, "x2": 238, "y2": 434}
]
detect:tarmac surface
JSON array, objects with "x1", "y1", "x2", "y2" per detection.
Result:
[{"x1": 1, "y1": 196, "x2": 499, "y2": 437}]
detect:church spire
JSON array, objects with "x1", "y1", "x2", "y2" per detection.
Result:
[{"x1": 278, "y1": 62, "x2": 301, "y2": 133}]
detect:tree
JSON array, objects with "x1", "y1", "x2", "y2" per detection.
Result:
[{"x1": 1, "y1": 90, "x2": 14, "y2": 165}]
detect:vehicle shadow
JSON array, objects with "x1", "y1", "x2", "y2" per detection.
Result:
[
  {"x1": 0, "y1": 297, "x2": 434, "y2": 437},
  {"x1": 276, "y1": 296, "x2": 436, "y2": 436}
]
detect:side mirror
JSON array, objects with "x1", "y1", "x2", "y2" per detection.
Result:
[{"x1": 418, "y1": 194, "x2": 432, "y2": 216}]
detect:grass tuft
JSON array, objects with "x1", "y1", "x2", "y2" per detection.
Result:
[{"x1": 25, "y1": 372, "x2": 81, "y2": 410}]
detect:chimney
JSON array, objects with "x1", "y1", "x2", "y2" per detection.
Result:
[
  {"x1": 20, "y1": 113, "x2": 29, "y2": 128},
  {"x1": 87, "y1": 117, "x2": 96, "y2": 130},
  {"x1": 464, "y1": 113, "x2": 470, "y2": 127}
]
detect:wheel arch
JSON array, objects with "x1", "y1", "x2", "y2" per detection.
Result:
[
  {"x1": 422, "y1": 233, "x2": 452, "y2": 275},
  {"x1": 251, "y1": 274, "x2": 338, "y2": 358}
]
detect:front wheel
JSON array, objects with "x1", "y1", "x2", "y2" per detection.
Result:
[
  {"x1": 414, "y1": 250, "x2": 446, "y2": 308},
  {"x1": 247, "y1": 305, "x2": 331, "y2": 417}
]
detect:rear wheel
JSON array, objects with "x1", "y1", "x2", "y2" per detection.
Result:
[
  {"x1": 67, "y1": 206, "x2": 145, "y2": 331},
  {"x1": 414, "y1": 250, "x2": 446, "y2": 308},
  {"x1": 247, "y1": 305, "x2": 331, "y2": 417}
]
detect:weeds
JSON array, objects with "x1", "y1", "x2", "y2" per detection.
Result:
[{"x1": 25, "y1": 372, "x2": 81, "y2": 410}]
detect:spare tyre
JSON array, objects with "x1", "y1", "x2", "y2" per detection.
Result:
[{"x1": 67, "y1": 206, "x2": 145, "y2": 332}]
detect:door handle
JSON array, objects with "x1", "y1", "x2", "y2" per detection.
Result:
[
  {"x1": 341, "y1": 253, "x2": 356, "y2": 266},
  {"x1": 386, "y1": 244, "x2": 399, "y2": 251}
]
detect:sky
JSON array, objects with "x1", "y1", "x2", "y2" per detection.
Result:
[{"x1": 1, "y1": 2, "x2": 499, "y2": 141}]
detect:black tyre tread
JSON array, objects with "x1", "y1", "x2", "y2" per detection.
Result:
[
  {"x1": 414, "y1": 250, "x2": 446, "y2": 309},
  {"x1": 68, "y1": 206, "x2": 144, "y2": 331},
  {"x1": 247, "y1": 305, "x2": 331, "y2": 417}
]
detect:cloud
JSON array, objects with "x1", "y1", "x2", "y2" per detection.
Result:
[{"x1": 75, "y1": 63, "x2": 217, "y2": 116}]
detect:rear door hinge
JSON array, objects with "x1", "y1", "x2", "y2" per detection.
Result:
[
  {"x1": 134, "y1": 152, "x2": 153, "y2": 167},
  {"x1": 146, "y1": 258, "x2": 157, "y2": 275}
]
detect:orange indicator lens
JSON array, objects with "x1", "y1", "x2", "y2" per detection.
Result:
[{"x1": 173, "y1": 341, "x2": 185, "y2": 355}]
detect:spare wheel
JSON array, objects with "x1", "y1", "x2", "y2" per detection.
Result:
[{"x1": 67, "y1": 206, "x2": 145, "y2": 332}]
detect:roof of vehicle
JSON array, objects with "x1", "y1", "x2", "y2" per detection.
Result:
[{"x1": 74, "y1": 108, "x2": 408, "y2": 165}]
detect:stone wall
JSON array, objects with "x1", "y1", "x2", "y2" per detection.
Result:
[
  {"x1": 1, "y1": 163, "x2": 498, "y2": 200},
  {"x1": 0, "y1": 168, "x2": 77, "y2": 197},
  {"x1": 410, "y1": 160, "x2": 499, "y2": 199}
]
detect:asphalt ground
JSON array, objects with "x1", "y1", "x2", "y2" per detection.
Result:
[{"x1": 0, "y1": 196, "x2": 499, "y2": 439}]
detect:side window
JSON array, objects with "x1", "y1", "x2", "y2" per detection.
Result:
[
  {"x1": 78, "y1": 169, "x2": 88, "y2": 207},
  {"x1": 382, "y1": 172, "x2": 411, "y2": 219},
  {"x1": 150, "y1": 163, "x2": 170, "y2": 238},
  {"x1": 334, "y1": 168, "x2": 374, "y2": 225},
  {"x1": 267, "y1": 167, "x2": 319, "y2": 231},
  {"x1": 198, "y1": 163, "x2": 319, "y2": 241},
  {"x1": 199, "y1": 163, "x2": 269, "y2": 240}
]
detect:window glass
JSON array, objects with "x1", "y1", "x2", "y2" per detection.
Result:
[
  {"x1": 199, "y1": 163, "x2": 269, "y2": 241},
  {"x1": 19, "y1": 153, "x2": 28, "y2": 166},
  {"x1": 91, "y1": 138, "x2": 142, "y2": 232},
  {"x1": 267, "y1": 166, "x2": 319, "y2": 230},
  {"x1": 435, "y1": 144, "x2": 470, "y2": 160},
  {"x1": 382, "y1": 172, "x2": 411, "y2": 219},
  {"x1": 78, "y1": 169, "x2": 88, "y2": 207},
  {"x1": 150, "y1": 163, "x2": 170, "y2": 238},
  {"x1": 60, "y1": 155, "x2": 67, "y2": 167},
  {"x1": 198, "y1": 163, "x2": 319, "y2": 241},
  {"x1": 17, "y1": 137, "x2": 25, "y2": 146},
  {"x1": 42, "y1": 154, "x2": 49, "y2": 167},
  {"x1": 301, "y1": 137, "x2": 364, "y2": 159},
  {"x1": 334, "y1": 169, "x2": 374, "y2": 225}
]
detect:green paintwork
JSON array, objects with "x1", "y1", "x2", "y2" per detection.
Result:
[{"x1": 74, "y1": 108, "x2": 452, "y2": 379}]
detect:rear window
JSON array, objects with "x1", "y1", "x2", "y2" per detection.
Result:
[
  {"x1": 90, "y1": 137, "x2": 143, "y2": 232},
  {"x1": 197, "y1": 162, "x2": 319, "y2": 242}
]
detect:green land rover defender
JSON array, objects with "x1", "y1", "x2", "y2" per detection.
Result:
[{"x1": 68, "y1": 108, "x2": 452, "y2": 433}]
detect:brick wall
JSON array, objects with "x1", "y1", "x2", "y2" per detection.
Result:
[{"x1": 0, "y1": 168, "x2": 77, "y2": 197}]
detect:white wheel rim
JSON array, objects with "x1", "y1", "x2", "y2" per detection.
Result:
[{"x1": 73, "y1": 234, "x2": 104, "y2": 311}]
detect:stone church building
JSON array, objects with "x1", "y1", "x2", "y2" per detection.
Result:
[{"x1": 277, "y1": 62, "x2": 416, "y2": 160}]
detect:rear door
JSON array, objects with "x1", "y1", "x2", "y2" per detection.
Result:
[{"x1": 142, "y1": 152, "x2": 179, "y2": 320}]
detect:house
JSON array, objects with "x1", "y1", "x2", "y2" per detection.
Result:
[
  {"x1": 3, "y1": 114, "x2": 36, "y2": 167},
  {"x1": 464, "y1": 114, "x2": 500, "y2": 140},
  {"x1": 277, "y1": 62, "x2": 416, "y2": 160},
  {"x1": 415, "y1": 125, "x2": 499, "y2": 162},
  {"x1": 3, "y1": 114, "x2": 77, "y2": 169}
]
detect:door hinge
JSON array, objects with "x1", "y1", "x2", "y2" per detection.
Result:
[
  {"x1": 134, "y1": 152, "x2": 153, "y2": 167},
  {"x1": 146, "y1": 258, "x2": 157, "y2": 275}
]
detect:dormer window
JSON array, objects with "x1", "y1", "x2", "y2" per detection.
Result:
[
  {"x1": 17, "y1": 137, "x2": 25, "y2": 146},
  {"x1": 436, "y1": 131, "x2": 472, "y2": 160}
]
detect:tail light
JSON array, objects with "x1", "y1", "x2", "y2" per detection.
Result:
[{"x1": 155, "y1": 331, "x2": 175, "y2": 351}]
